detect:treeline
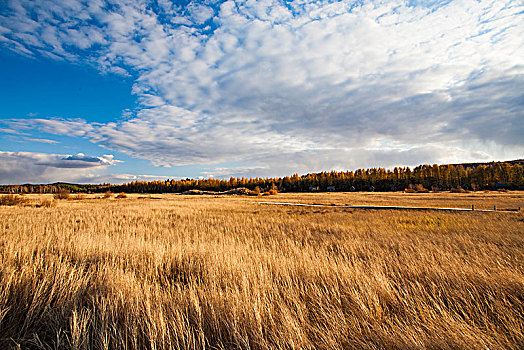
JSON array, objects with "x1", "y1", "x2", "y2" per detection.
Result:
[
  {"x1": 0, "y1": 183, "x2": 107, "y2": 194},
  {"x1": 1, "y1": 161, "x2": 523, "y2": 194}
]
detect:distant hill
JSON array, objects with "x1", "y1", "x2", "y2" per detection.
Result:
[{"x1": 451, "y1": 159, "x2": 524, "y2": 169}]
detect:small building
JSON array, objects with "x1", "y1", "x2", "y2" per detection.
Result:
[
  {"x1": 327, "y1": 186, "x2": 335, "y2": 192},
  {"x1": 309, "y1": 186, "x2": 319, "y2": 191}
]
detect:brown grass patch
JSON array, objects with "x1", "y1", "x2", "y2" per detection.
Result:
[
  {"x1": 0, "y1": 194, "x2": 29, "y2": 206},
  {"x1": 0, "y1": 192, "x2": 523, "y2": 349}
]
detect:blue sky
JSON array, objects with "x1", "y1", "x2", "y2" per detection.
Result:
[{"x1": 0, "y1": 0, "x2": 523, "y2": 184}]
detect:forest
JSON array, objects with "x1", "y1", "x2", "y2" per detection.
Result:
[{"x1": 1, "y1": 160, "x2": 523, "y2": 194}]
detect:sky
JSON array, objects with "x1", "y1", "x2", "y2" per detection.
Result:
[{"x1": 0, "y1": 0, "x2": 523, "y2": 184}]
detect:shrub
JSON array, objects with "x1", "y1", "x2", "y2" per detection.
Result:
[
  {"x1": 268, "y1": 189, "x2": 278, "y2": 195},
  {"x1": 450, "y1": 187, "x2": 468, "y2": 193},
  {"x1": 414, "y1": 184, "x2": 429, "y2": 193},
  {"x1": 72, "y1": 194, "x2": 86, "y2": 200},
  {"x1": 103, "y1": 191, "x2": 113, "y2": 199},
  {"x1": 37, "y1": 199, "x2": 56, "y2": 208},
  {"x1": 253, "y1": 186, "x2": 261, "y2": 195},
  {"x1": 225, "y1": 188, "x2": 258, "y2": 196},
  {"x1": 404, "y1": 188, "x2": 416, "y2": 193},
  {"x1": 0, "y1": 194, "x2": 28, "y2": 206},
  {"x1": 54, "y1": 189, "x2": 70, "y2": 200},
  {"x1": 262, "y1": 192, "x2": 270, "y2": 196},
  {"x1": 116, "y1": 192, "x2": 127, "y2": 199}
]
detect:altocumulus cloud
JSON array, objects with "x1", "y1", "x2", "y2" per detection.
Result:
[
  {"x1": 0, "y1": 151, "x2": 120, "y2": 184},
  {"x1": 1, "y1": 0, "x2": 523, "y2": 177}
]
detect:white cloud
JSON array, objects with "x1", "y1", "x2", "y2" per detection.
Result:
[
  {"x1": 188, "y1": 4, "x2": 215, "y2": 24},
  {"x1": 0, "y1": 128, "x2": 19, "y2": 134},
  {"x1": 1, "y1": 0, "x2": 523, "y2": 178},
  {"x1": 22, "y1": 137, "x2": 59, "y2": 144},
  {"x1": 0, "y1": 151, "x2": 120, "y2": 184},
  {"x1": 102, "y1": 173, "x2": 181, "y2": 183}
]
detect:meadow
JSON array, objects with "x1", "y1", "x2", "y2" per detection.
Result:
[{"x1": 0, "y1": 191, "x2": 523, "y2": 349}]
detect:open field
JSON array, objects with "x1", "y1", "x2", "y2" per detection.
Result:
[{"x1": 1, "y1": 192, "x2": 523, "y2": 349}]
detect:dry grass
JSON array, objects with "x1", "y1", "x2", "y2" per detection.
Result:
[
  {"x1": 0, "y1": 194, "x2": 56, "y2": 208},
  {"x1": 0, "y1": 192, "x2": 523, "y2": 349},
  {"x1": 0, "y1": 194, "x2": 29, "y2": 206},
  {"x1": 256, "y1": 191, "x2": 524, "y2": 211}
]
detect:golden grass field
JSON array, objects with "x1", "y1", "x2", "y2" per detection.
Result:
[{"x1": 1, "y1": 191, "x2": 523, "y2": 349}]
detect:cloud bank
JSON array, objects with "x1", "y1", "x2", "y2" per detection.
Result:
[
  {"x1": 0, "y1": 151, "x2": 119, "y2": 184},
  {"x1": 1, "y1": 0, "x2": 523, "y2": 177}
]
